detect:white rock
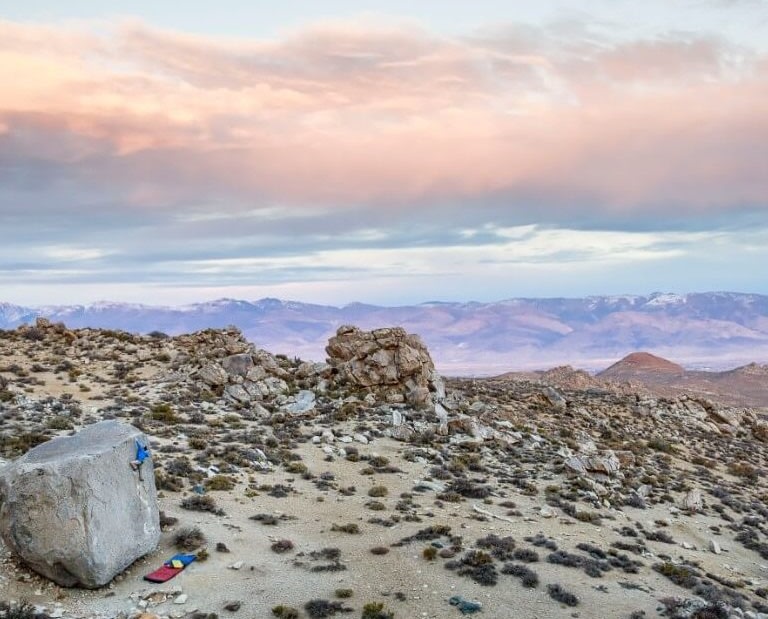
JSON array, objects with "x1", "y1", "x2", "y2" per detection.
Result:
[
  {"x1": 174, "y1": 594, "x2": 188, "y2": 604},
  {"x1": 709, "y1": 539, "x2": 722, "y2": 554},
  {"x1": 0, "y1": 421, "x2": 160, "y2": 588},
  {"x1": 229, "y1": 561, "x2": 244, "y2": 570}
]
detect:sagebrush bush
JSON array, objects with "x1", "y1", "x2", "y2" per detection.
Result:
[
  {"x1": 181, "y1": 494, "x2": 224, "y2": 515},
  {"x1": 174, "y1": 526, "x2": 206, "y2": 551}
]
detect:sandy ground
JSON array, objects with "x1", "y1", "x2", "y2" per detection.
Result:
[{"x1": 3, "y1": 428, "x2": 766, "y2": 619}]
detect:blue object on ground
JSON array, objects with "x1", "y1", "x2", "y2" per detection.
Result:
[
  {"x1": 167, "y1": 553, "x2": 197, "y2": 567},
  {"x1": 449, "y1": 596, "x2": 482, "y2": 614}
]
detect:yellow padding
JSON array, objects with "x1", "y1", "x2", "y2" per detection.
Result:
[{"x1": 170, "y1": 560, "x2": 184, "y2": 569}]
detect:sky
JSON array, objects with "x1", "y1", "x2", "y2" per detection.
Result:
[{"x1": 1, "y1": 0, "x2": 767, "y2": 307}]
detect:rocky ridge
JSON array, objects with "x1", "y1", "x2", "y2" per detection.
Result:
[{"x1": 1, "y1": 319, "x2": 768, "y2": 619}]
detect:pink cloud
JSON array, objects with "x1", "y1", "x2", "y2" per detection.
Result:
[{"x1": 0, "y1": 18, "x2": 766, "y2": 211}]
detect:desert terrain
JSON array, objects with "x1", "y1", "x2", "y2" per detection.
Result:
[{"x1": 2, "y1": 320, "x2": 768, "y2": 619}]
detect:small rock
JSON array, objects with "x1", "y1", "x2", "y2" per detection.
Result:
[
  {"x1": 224, "y1": 601, "x2": 242, "y2": 612},
  {"x1": 229, "y1": 561, "x2": 244, "y2": 570},
  {"x1": 174, "y1": 594, "x2": 188, "y2": 605},
  {"x1": 683, "y1": 488, "x2": 703, "y2": 512},
  {"x1": 709, "y1": 539, "x2": 722, "y2": 555}
]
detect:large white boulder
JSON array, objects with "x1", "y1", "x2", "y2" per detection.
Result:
[{"x1": 0, "y1": 421, "x2": 160, "y2": 588}]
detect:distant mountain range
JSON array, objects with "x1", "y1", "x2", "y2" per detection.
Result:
[{"x1": 2, "y1": 292, "x2": 768, "y2": 374}]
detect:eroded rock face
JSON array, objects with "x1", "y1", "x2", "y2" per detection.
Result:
[
  {"x1": 564, "y1": 452, "x2": 622, "y2": 479},
  {"x1": 326, "y1": 325, "x2": 445, "y2": 410},
  {"x1": 0, "y1": 421, "x2": 160, "y2": 588}
]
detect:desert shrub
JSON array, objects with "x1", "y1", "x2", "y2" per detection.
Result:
[
  {"x1": 335, "y1": 589, "x2": 353, "y2": 599},
  {"x1": 446, "y1": 550, "x2": 498, "y2": 586},
  {"x1": 331, "y1": 523, "x2": 361, "y2": 534},
  {"x1": 22, "y1": 327, "x2": 45, "y2": 341},
  {"x1": 653, "y1": 562, "x2": 700, "y2": 589},
  {"x1": 306, "y1": 547, "x2": 346, "y2": 573},
  {"x1": 150, "y1": 402, "x2": 181, "y2": 424},
  {"x1": 436, "y1": 491, "x2": 463, "y2": 503},
  {"x1": 174, "y1": 526, "x2": 206, "y2": 551},
  {"x1": 395, "y1": 525, "x2": 452, "y2": 546},
  {"x1": 624, "y1": 494, "x2": 647, "y2": 509},
  {"x1": 361, "y1": 602, "x2": 394, "y2": 619},
  {"x1": 645, "y1": 529, "x2": 676, "y2": 544},
  {"x1": 304, "y1": 599, "x2": 352, "y2": 618},
  {"x1": 547, "y1": 550, "x2": 584, "y2": 568},
  {"x1": 205, "y1": 475, "x2": 236, "y2": 491},
  {"x1": 547, "y1": 584, "x2": 579, "y2": 606},
  {"x1": 728, "y1": 463, "x2": 759, "y2": 481},
  {"x1": 368, "y1": 485, "x2": 389, "y2": 497},
  {"x1": 525, "y1": 533, "x2": 558, "y2": 551},
  {"x1": 502, "y1": 563, "x2": 539, "y2": 588},
  {"x1": 181, "y1": 494, "x2": 225, "y2": 516},
  {"x1": 0, "y1": 600, "x2": 51, "y2": 619},
  {"x1": 476, "y1": 534, "x2": 516, "y2": 561},
  {"x1": 445, "y1": 478, "x2": 491, "y2": 499},
  {"x1": 271, "y1": 539, "x2": 295, "y2": 554},
  {"x1": 423, "y1": 546, "x2": 438, "y2": 560},
  {"x1": 159, "y1": 511, "x2": 179, "y2": 528},
  {"x1": 370, "y1": 546, "x2": 390, "y2": 555},
  {"x1": 512, "y1": 548, "x2": 539, "y2": 563},
  {"x1": 250, "y1": 513, "x2": 279, "y2": 525},
  {"x1": 647, "y1": 437, "x2": 675, "y2": 453},
  {"x1": 46, "y1": 415, "x2": 73, "y2": 430},
  {"x1": 155, "y1": 471, "x2": 184, "y2": 492},
  {"x1": 548, "y1": 550, "x2": 610, "y2": 578},
  {"x1": 165, "y1": 457, "x2": 195, "y2": 477},
  {"x1": 189, "y1": 437, "x2": 207, "y2": 449},
  {"x1": 272, "y1": 606, "x2": 299, "y2": 619},
  {"x1": 286, "y1": 462, "x2": 308, "y2": 475},
  {"x1": 0, "y1": 431, "x2": 50, "y2": 458}
]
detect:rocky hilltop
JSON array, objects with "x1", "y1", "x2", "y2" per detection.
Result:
[{"x1": 1, "y1": 320, "x2": 768, "y2": 619}]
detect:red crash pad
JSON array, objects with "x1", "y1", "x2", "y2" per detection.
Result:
[{"x1": 143, "y1": 565, "x2": 183, "y2": 583}]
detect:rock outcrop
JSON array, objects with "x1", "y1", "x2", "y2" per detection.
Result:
[
  {"x1": 326, "y1": 325, "x2": 445, "y2": 410},
  {"x1": 0, "y1": 421, "x2": 160, "y2": 588}
]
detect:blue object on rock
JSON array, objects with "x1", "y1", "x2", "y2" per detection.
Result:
[{"x1": 135, "y1": 439, "x2": 150, "y2": 464}]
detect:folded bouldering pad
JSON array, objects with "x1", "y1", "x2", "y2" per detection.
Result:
[
  {"x1": 144, "y1": 554, "x2": 196, "y2": 582},
  {"x1": 144, "y1": 565, "x2": 182, "y2": 583}
]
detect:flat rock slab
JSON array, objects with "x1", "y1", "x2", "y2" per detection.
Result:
[{"x1": 0, "y1": 421, "x2": 160, "y2": 588}]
